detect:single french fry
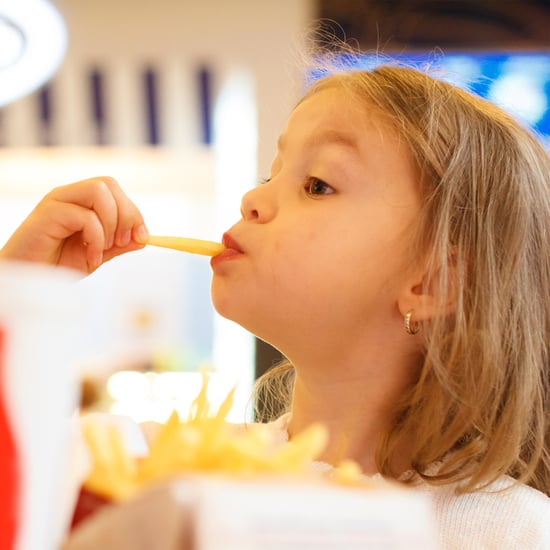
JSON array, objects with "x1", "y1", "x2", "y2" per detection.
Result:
[
  {"x1": 188, "y1": 371, "x2": 210, "y2": 421},
  {"x1": 148, "y1": 235, "x2": 225, "y2": 256}
]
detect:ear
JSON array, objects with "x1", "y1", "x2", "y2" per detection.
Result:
[{"x1": 397, "y1": 257, "x2": 457, "y2": 323}]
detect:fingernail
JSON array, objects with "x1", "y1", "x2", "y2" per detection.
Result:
[
  {"x1": 106, "y1": 234, "x2": 114, "y2": 250},
  {"x1": 134, "y1": 224, "x2": 149, "y2": 244}
]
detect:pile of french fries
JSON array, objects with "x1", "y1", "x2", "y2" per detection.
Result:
[{"x1": 81, "y1": 372, "x2": 365, "y2": 502}]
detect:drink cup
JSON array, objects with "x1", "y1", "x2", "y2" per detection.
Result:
[{"x1": 0, "y1": 261, "x2": 84, "y2": 550}]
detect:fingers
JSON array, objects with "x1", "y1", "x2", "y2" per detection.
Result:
[
  {"x1": 104, "y1": 178, "x2": 148, "y2": 248},
  {"x1": 46, "y1": 176, "x2": 149, "y2": 253},
  {"x1": 49, "y1": 202, "x2": 108, "y2": 271},
  {"x1": 0, "y1": 176, "x2": 149, "y2": 273}
]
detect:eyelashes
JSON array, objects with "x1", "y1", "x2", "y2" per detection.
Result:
[
  {"x1": 257, "y1": 176, "x2": 335, "y2": 196},
  {"x1": 304, "y1": 177, "x2": 334, "y2": 196}
]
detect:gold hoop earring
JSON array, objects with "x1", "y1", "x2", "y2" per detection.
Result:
[{"x1": 404, "y1": 310, "x2": 420, "y2": 335}]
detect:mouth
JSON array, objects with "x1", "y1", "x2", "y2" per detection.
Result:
[
  {"x1": 221, "y1": 232, "x2": 243, "y2": 253},
  {"x1": 210, "y1": 232, "x2": 243, "y2": 267}
]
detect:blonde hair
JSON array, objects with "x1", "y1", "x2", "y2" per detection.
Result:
[{"x1": 255, "y1": 63, "x2": 550, "y2": 495}]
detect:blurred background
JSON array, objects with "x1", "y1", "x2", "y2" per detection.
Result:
[{"x1": 0, "y1": 0, "x2": 548, "y2": 423}]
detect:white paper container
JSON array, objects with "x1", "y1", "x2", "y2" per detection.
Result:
[
  {"x1": 0, "y1": 261, "x2": 84, "y2": 550},
  {"x1": 169, "y1": 476, "x2": 438, "y2": 550},
  {"x1": 63, "y1": 475, "x2": 437, "y2": 550}
]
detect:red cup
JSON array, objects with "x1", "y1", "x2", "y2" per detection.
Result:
[{"x1": 0, "y1": 329, "x2": 18, "y2": 549}]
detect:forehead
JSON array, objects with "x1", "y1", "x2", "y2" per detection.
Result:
[{"x1": 280, "y1": 87, "x2": 397, "y2": 151}]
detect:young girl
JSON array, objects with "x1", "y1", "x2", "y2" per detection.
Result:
[{"x1": 2, "y1": 63, "x2": 549, "y2": 548}]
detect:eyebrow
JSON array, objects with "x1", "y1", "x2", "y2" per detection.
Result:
[{"x1": 277, "y1": 129, "x2": 360, "y2": 153}]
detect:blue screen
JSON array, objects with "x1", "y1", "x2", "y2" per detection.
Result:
[{"x1": 308, "y1": 52, "x2": 550, "y2": 147}]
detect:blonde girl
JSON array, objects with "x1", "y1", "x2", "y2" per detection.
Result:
[
  {"x1": 209, "y1": 63, "x2": 550, "y2": 547},
  {"x1": 255, "y1": 64, "x2": 550, "y2": 494},
  {"x1": 2, "y1": 62, "x2": 549, "y2": 547}
]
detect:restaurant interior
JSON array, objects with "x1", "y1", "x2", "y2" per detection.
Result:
[{"x1": 0, "y1": 1, "x2": 549, "y2": 548}]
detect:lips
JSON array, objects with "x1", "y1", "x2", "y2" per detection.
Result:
[
  {"x1": 210, "y1": 232, "x2": 243, "y2": 267},
  {"x1": 221, "y1": 233, "x2": 243, "y2": 253}
]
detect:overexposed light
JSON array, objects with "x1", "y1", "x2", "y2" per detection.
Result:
[
  {"x1": 213, "y1": 69, "x2": 258, "y2": 232},
  {"x1": 110, "y1": 400, "x2": 175, "y2": 424},
  {"x1": 0, "y1": 0, "x2": 67, "y2": 107},
  {"x1": 440, "y1": 56, "x2": 482, "y2": 89},
  {"x1": 106, "y1": 370, "x2": 151, "y2": 402},
  {"x1": 489, "y1": 73, "x2": 548, "y2": 125},
  {"x1": 212, "y1": 69, "x2": 258, "y2": 422},
  {"x1": 106, "y1": 370, "x2": 240, "y2": 424},
  {"x1": 152, "y1": 371, "x2": 204, "y2": 402},
  {"x1": 0, "y1": 17, "x2": 24, "y2": 68}
]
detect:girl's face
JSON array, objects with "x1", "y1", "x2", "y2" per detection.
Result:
[{"x1": 211, "y1": 87, "x2": 422, "y2": 361}]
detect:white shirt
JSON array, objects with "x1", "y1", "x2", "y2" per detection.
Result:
[{"x1": 267, "y1": 413, "x2": 550, "y2": 549}]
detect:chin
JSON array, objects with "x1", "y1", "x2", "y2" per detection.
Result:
[
  {"x1": 210, "y1": 280, "x2": 296, "y2": 352},
  {"x1": 211, "y1": 293, "x2": 275, "y2": 344},
  {"x1": 210, "y1": 286, "x2": 249, "y2": 327},
  {"x1": 211, "y1": 278, "x2": 256, "y2": 325},
  {"x1": 210, "y1": 294, "x2": 233, "y2": 321}
]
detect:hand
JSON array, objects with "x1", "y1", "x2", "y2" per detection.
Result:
[{"x1": 0, "y1": 176, "x2": 149, "y2": 274}]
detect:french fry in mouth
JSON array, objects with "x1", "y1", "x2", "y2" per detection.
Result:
[{"x1": 147, "y1": 236, "x2": 225, "y2": 256}]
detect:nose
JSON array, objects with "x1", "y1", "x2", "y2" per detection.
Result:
[{"x1": 240, "y1": 183, "x2": 275, "y2": 223}]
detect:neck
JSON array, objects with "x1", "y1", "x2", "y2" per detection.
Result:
[{"x1": 285, "y1": 339, "x2": 420, "y2": 476}]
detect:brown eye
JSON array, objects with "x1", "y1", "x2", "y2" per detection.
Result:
[{"x1": 305, "y1": 177, "x2": 334, "y2": 195}]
